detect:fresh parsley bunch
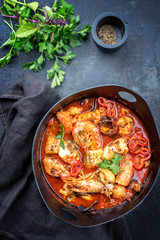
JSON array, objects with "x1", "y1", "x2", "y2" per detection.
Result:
[
  {"x1": 98, "y1": 153, "x2": 123, "y2": 174},
  {"x1": 0, "y1": 0, "x2": 91, "y2": 87}
]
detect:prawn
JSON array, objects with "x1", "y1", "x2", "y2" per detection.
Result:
[
  {"x1": 57, "y1": 111, "x2": 73, "y2": 133},
  {"x1": 56, "y1": 107, "x2": 82, "y2": 133},
  {"x1": 64, "y1": 171, "x2": 114, "y2": 197},
  {"x1": 43, "y1": 157, "x2": 70, "y2": 180},
  {"x1": 64, "y1": 172, "x2": 104, "y2": 193},
  {"x1": 72, "y1": 121, "x2": 102, "y2": 151},
  {"x1": 77, "y1": 109, "x2": 100, "y2": 124},
  {"x1": 115, "y1": 155, "x2": 134, "y2": 186}
]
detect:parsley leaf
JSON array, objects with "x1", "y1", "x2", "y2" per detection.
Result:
[
  {"x1": 0, "y1": 2, "x2": 12, "y2": 15},
  {"x1": 47, "y1": 59, "x2": 65, "y2": 88},
  {"x1": 112, "y1": 153, "x2": 123, "y2": 165},
  {"x1": 18, "y1": 5, "x2": 31, "y2": 19},
  {"x1": 5, "y1": 0, "x2": 16, "y2": 7},
  {"x1": 51, "y1": 69, "x2": 65, "y2": 88},
  {"x1": 69, "y1": 37, "x2": 82, "y2": 48},
  {"x1": 0, "y1": 53, "x2": 11, "y2": 67},
  {"x1": 38, "y1": 41, "x2": 47, "y2": 52},
  {"x1": 60, "y1": 50, "x2": 76, "y2": 64},
  {"x1": 22, "y1": 54, "x2": 45, "y2": 72},
  {"x1": 23, "y1": 40, "x2": 34, "y2": 53},
  {"x1": 55, "y1": 124, "x2": 65, "y2": 150},
  {"x1": 60, "y1": 140, "x2": 65, "y2": 149},
  {"x1": 77, "y1": 24, "x2": 92, "y2": 40},
  {"x1": 47, "y1": 60, "x2": 60, "y2": 79},
  {"x1": 98, "y1": 153, "x2": 123, "y2": 175}
]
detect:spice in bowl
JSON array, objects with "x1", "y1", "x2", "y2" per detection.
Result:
[{"x1": 98, "y1": 24, "x2": 117, "y2": 45}]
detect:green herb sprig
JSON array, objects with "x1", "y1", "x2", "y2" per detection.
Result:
[
  {"x1": 98, "y1": 153, "x2": 123, "y2": 175},
  {"x1": 0, "y1": 0, "x2": 91, "y2": 88},
  {"x1": 55, "y1": 124, "x2": 65, "y2": 149}
]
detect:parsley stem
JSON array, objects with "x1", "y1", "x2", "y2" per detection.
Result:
[
  {"x1": 52, "y1": 0, "x2": 58, "y2": 9},
  {"x1": 4, "y1": 20, "x2": 15, "y2": 33},
  {"x1": 1, "y1": 20, "x2": 16, "y2": 63},
  {"x1": 37, "y1": 8, "x2": 44, "y2": 12},
  {"x1": 55, "y1": 55, "x2": 59, "y2": 62}
]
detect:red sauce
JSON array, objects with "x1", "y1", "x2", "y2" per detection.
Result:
[{"x1": 40, "y1": 98, "x2": 151, "y2": 209}]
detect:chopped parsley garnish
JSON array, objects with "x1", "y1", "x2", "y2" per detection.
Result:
[
  {"x1": 98, "y1": 153, "x2": 123, "y2": 175},
  {"x1": 55, "y1": 124, "x2": 65, "y2": 149}
]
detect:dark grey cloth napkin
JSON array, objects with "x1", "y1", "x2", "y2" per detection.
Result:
[{"x1": 0, "y1": 72, "x2": 133, "y2": 240}]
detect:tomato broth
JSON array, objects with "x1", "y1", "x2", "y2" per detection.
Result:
[{"x1": 41, "y1": 98, "x2": 151, "y2": 209}]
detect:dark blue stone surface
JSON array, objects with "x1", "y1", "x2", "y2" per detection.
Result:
[{"x1": 0, "y1": 0, "x2": 160, "y2": 239}]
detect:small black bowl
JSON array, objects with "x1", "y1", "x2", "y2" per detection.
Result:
[{"x1": 92, "y1": 12, "x2": 129, "y2": 52}]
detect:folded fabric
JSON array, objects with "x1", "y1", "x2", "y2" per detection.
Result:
[{"x1": 0, "y1": 72, "x2": 133, "y2": 240}]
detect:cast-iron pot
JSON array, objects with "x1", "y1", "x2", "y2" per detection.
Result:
[{"x1": 32, "y1": 85, "x2": 160, "y2": 227}]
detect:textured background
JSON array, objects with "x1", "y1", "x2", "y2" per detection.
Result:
[{"x1": 0, "y1": 0, "x2": 160, "y2": 239}]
